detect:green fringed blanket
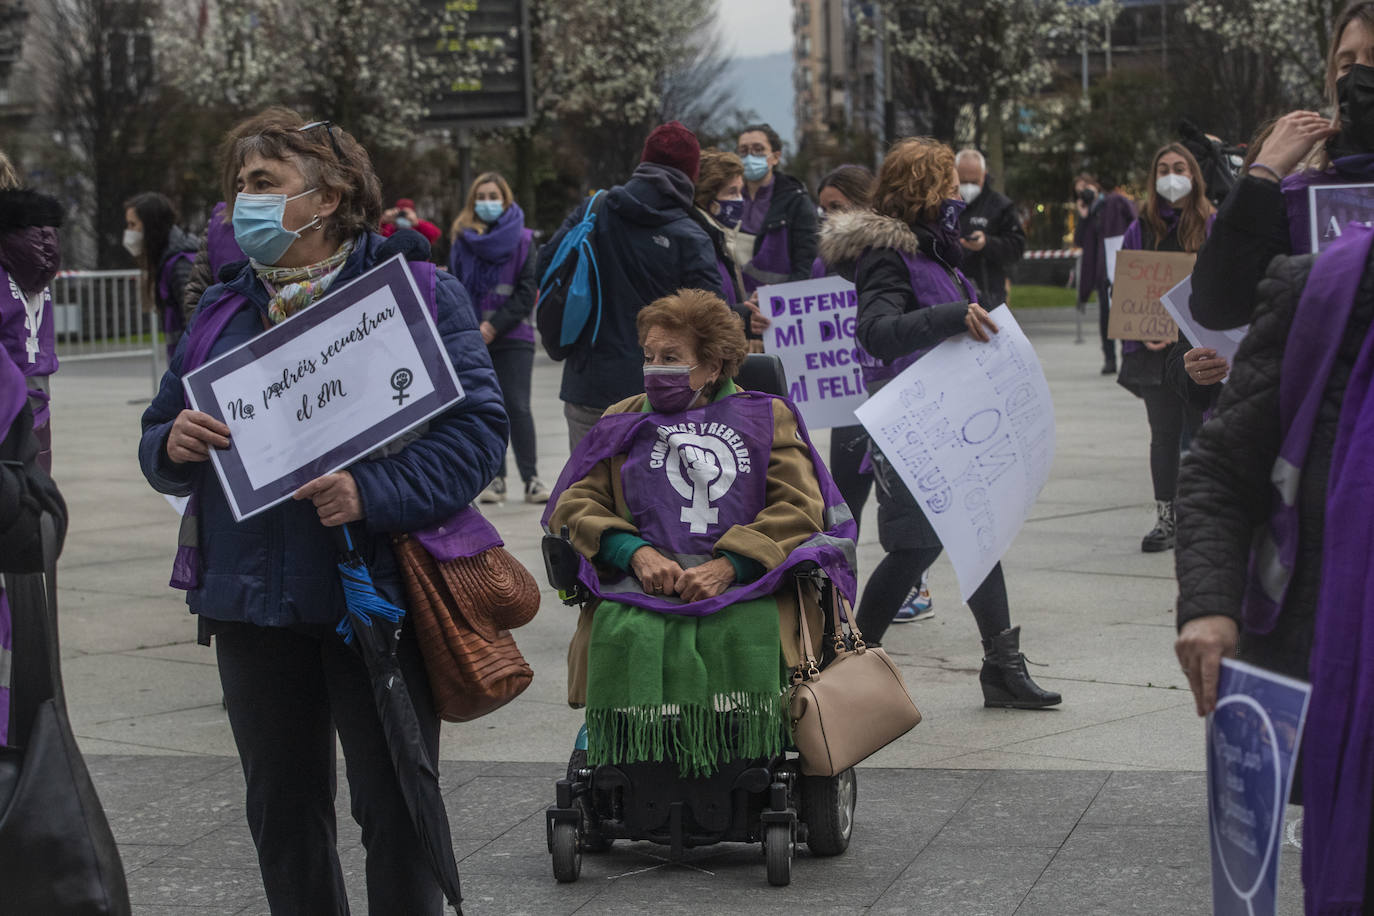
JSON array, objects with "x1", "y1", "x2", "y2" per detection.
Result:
[{"x1": 584, "y1": 597, "x2": 787, "y2": 777}]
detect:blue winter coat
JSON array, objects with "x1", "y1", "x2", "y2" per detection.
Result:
[
  {"x1": 536, "y1": 162, "x2": 724, "y2": 410},
  {"x1": 137, "y1": 231, "x2": 508, "y2": 627}
]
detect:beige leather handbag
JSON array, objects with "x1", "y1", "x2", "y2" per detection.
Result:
[{"x1": 788, "y1": 583, "x2": 922, "y2": 776}]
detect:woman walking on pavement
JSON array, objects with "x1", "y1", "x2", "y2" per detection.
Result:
[
  {"x1": 821, "y1": 137, "x2": 1060, "y2": 709},
  {"x1": 449, "y1": 171, "x2": 548, "y2": 505},
  {"x1": 123, "y1": 192, "x2": 198, "y2": 361},
  {"x1": 1115, "y1": 143, "x2": 1216, "y2": 553}
]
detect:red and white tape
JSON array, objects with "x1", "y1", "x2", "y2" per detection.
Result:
[{"x1": 1022, "y1": 249, "x2": 1080, "y2": 260}]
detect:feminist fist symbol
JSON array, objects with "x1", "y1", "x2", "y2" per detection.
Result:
[{"x1": 678, "y1": 444, "x2": 722, "y2": 533}]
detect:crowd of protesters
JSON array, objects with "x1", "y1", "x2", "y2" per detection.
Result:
[{"x1": 6, "y1": 1, "x2": 1374, "y2": 909}]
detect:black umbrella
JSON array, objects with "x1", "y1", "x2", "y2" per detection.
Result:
[{"x1": 335, "y1": 525, "x2": 464, "y2": 914}]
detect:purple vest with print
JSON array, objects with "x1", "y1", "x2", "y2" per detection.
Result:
[
  {"x1": 620, "y1": 397, "x2": 774, "y2": 563},
  {"x1": 0, "y1": 266, "x2": 57, "y2": 425},
  {"x1": 475, "y1": 230, "x2": 535, "y2": 345},
  {"x1": 743, "y1": 225, "x2": 792, "y2": 295},
  {"x1": 860, "y1": 249, "x2": 978, "y2": 387}
]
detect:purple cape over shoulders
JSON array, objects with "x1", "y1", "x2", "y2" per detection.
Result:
[
  {"x1": 0, "y1": 345, "x2": 25, "y2": 435},
  {"x1": 542, "y1": 391, "x2": 857, "y2": 616}
]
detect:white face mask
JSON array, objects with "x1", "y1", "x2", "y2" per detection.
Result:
[
  {"x1": 958, "y1": 182, "x2": 982, "y2": 204},
  {"x1": 1155, "y1": 173, "x2": 1192, "y2": 204},
  {"x1": 122, "y1": 229, "x2": 144, "y2": 258}
]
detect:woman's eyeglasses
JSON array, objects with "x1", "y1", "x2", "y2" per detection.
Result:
[{"x1": 298, "y1": 120, "x2": 344, "y2": 161}]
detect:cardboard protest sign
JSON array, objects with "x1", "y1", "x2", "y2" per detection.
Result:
[
  {"x1": 855, "y1": 305, "x2": 1055, "y2": 601},
  {"x1": 1307, "y1": 183, "x2": 1374, "y2": 254},
  {"x1": 759, "y1": 276, "x2": 871, "y2": 429},
  {"x1": 183, "y1": 255, "x2": 464, "y2": 521},
  {"x1": 1208, "y1": 659, "x2": 1311, "y2": 916},
  {"x1": 1107, "y1": 250, "x2": 1195, "y2": 342}
]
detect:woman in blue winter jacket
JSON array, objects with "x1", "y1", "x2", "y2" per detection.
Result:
[
  {"x1": 449, "y1": 171, "x2": 547, "y2": 504},
  {"x1": 137, "y1": 108, "x2": 507, "y2": 916}
]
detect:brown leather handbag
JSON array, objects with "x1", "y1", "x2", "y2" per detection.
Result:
[
  {"x1": 788, "y1": 582, "x2": 922, "y2": 776},
  {"x1": 393, "y1": 528, "x2": 538, "y2": 723}
]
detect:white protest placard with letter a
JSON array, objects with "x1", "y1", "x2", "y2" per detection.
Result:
[
  {"x1": 758, "y1": 276, "x2": 870, "y2": 429},
  {"x1": 854, "y1": 305, "x2": 1055, "y2": 600}
]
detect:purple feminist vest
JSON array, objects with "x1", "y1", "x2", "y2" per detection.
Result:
[
  {"x1": 743, "y1": 225, "x2": 792, "y2": 294},
  {"x1": 542, "y1": 391, "x2": 859, "y2": 616},
  {"x1": 475, "y1": 230, "x2": 535, "y2": 345},
  {"x1": 859, "y1": 249, "x2": 977, "y2": 388},
  {"x1": 0, "y1": 266, "x2": 57, "y2": 426}
]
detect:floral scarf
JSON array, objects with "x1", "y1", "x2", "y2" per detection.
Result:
[{"x1": 253, "y1": 240, "x2": 354, "y2": 324}]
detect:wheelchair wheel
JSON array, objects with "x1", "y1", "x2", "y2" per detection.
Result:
[
  {"x1": 764, "y1": 821, "x2": 793, "y2": 886},
  {"x1": 802, "y1": 767, "x2": 857, "y2": 857},
  {"x1": 566, "y1": 749, "x2": 612, "y2": 852},
  {"x1": 551, "y1": 821, "x2": 582, "y2": 882}
]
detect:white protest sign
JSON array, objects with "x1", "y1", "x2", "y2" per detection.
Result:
[
  {"x1": 1159, "y1": 275, "x2": 1248, "y2": 370},
  {"x1": 758, "y1": 276, "x2": 870, "y2": 429},
  {"x1": 1103, "y1": 234, "x2": 1125, "y2": 291},
  {"x1": 1307, "y1": 183, "x2": 1374, "y2": 254},
  {"x1": 184, "y1": 256, "x2": 464, "y2": 521},
  {"x1": 855, "y1": 306, "x2": 1055, "y2": 601}
]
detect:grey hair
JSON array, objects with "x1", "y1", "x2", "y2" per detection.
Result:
[{"x1": 955, "y1": 149, "x2": 986, "y2": 171}]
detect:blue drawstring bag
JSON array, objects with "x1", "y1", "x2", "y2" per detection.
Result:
[{"x1": 535, "y1": 190, "x2": 606, "y2": 360}]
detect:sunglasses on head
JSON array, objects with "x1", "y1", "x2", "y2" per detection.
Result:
[{"x1": 298, "y1": 120, "x2": 344, "y2": 161}]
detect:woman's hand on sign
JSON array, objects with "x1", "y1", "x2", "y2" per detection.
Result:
[
  {"x1": 965, "y1": 303, "x2": 999, "y2": 342},
  {"x1": 675, "y1": 557, "x2": 737, "y2": 602},
  {"x1": 1175, "y1": 614, "x2": 1239, "y2": 716},
  {"x1": 745, "y1": 299, "x2": 771, "y2": 334},
  {"x1": 294, "y1": 471, "x2": 363, "y2": 526},
  {"x1": 1184, "y1": 347, "x2": 1229, "y2": 386},
  {"x1": 631, "y1": 546, "x2": 684, "y2": 597},
  {"x1": 1250, "y1": 110, "x2": 1338, "y2": 180},
  {"x1": 479, "y1": 321, "x2": 496, "y2": 345},
  {"x1": 166, "y1": 410, "x2": 230, "y2": 464},
  {"x1": 1144, "y1": 339, "x2": 1171, "y2": 351}
]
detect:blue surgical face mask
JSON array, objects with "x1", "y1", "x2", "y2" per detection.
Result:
[
  {"x1": 741, "y1": 155, "x2": 770, "y2": 182},
  {"x1": 232, "y1": 188, "x2": 320, "y2": 265},
  {"x1": 394, "y1": 216, "x2": 413, "y2": 230},
  {"x1": 715, "y1": 197, "x2": 745, "y2": 229},
  {"x1": 474, "y1": 200, "x2": 505, "y2": 223}
]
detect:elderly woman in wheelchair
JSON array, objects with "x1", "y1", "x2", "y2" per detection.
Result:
[{"x1": 540, "y1": 289, "x2": 861, "y2": 885}]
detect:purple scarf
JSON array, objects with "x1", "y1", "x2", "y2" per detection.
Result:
[
  {"x1": 1296, "y1": 226, "x2": 1374, "y2": 914},
  {"x1": 541, "y1": 392, "x2": 857, "y2": 615},
  {"x1": 449, "y1": 202, "x2": 527, "y2": 303},
  {"x1": 1282, "y1": 154, "x2": 1374, "y2": 254}
]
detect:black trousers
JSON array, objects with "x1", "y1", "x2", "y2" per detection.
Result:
[
  {"x1": 828, "y1": 424, "x2": 873, "y2": 539},
  {"x1": 1141, "y1": 384, "x2": 1202, "y2": 502},
  {"x1": 490, "y1": 345, "x2": 539, "y2": 484},
  {"x1": 215, "y1": 620, "x2": 444, "y2": 916},
  {"x1": 1097, "y1": 279, "x2": 1115, "y2": 365}
]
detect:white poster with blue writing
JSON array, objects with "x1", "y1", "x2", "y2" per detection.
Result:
[
  {"x1": 758, "y1": 276, "x2": 870, "y2": 429},
  {"x1": 1208, "y1": 659, "x2": 1311, "y2": 916},
  {"x1": 854, "y1": 305, "x2": 1055, "y2": 600}
]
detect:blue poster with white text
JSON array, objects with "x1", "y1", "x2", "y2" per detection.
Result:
[{"x1": 1207, "y1": 659, "x2": 1311, "y2": 916}]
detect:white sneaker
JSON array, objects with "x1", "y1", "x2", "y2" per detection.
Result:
[
  {"x1": 524, "y1": 478, "x2": 550, "y2": 504},
  {"x1": 478, "y1": 477, "x2": 506, "y2": 504}
]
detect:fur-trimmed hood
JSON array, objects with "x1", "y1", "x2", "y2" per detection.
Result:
[
  {"x1": 0, "y1": 189, "x2": 64, "y2": 233},
  {"x1": 818, "y1": 209, "x2": 921, "y2": 267}
]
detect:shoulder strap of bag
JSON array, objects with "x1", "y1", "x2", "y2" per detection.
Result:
[{"x1": 39, "y1": 512, "x2": 63, "y2": 709}]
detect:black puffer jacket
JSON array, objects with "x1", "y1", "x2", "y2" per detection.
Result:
[
  {"x1": 1175, "y1": 250, "x2": 1374, "y2": 682},
  {"x1": 1188, "y1": 176, "x2": 1289, "y2": 331},
  {"x1": 957, "y1": 179, "x2": 1025, "y2": 307}
]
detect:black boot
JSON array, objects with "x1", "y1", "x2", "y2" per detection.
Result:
[
  {"x1": 980, "y1": 626, "x2": 1062, "y2": 709},
  {"x1": 1141, "y1": 500, "x2": 1175, "y2": 553}
]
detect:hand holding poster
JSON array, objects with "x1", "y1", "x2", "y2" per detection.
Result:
[
  {"x1": 758, "y1": 276, "x2": 871, "y2": 430},
  {"x1": 183, "y1": 255, "x2": 465, "y2": 521},
  {"x1": 854, "y1": 305, "x2": 1055, "y2": 601},
  {"x1": 1158, "y1": 275, "x2": 1248, "y2": 367},
  {"x1": 1208, "y1": 659, "x2": 1311, "y2": 916},
  {"x1": 1107, "y1": 250, "x2": 1195, "y2": 342}
]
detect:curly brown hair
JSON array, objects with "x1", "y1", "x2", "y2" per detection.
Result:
[
  {"x1": 874, "y1": 138, "x2": 957, "y2": 227},
  {"x1": 637, "y1": 288, "x2": 749, "y2": 389},
  {"x1": 694, "y1": 150, "x2": 745, "y2": 211},
  {"x1": 224, "y1": 107, "x2": 383, "y2": 243}
]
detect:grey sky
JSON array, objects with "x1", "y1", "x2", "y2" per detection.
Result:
[{"x1": 718, "y1": 0, "x2": 794, "y2": 58}]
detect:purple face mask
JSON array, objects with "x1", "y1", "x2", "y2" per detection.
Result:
[
  {"x1": 715, "y1": 198, "x2": 745, "y2": 229},
  {"x1": 644, "y1": 365, "x2": 703, "y2": 413},
  {"x1": 929, "y1": 197, "x2": 967, "y2": 268}
]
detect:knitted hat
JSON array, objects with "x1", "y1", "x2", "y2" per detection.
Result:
[{"x1": 641, "y1": 121, "x2": 701, "y2": 182}]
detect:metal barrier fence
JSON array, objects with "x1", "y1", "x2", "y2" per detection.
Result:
[{"x1": 49, "y1": 269, "x2": 164, "y2": 395}]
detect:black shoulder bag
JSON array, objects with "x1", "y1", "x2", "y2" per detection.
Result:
[{"x1": 0, "y1": 407, "x2": 131, "y2": 915}]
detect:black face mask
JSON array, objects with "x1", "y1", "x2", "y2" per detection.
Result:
[{"x1": 1332, "y1": 63, "x2": 1374, "y2": 156}]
